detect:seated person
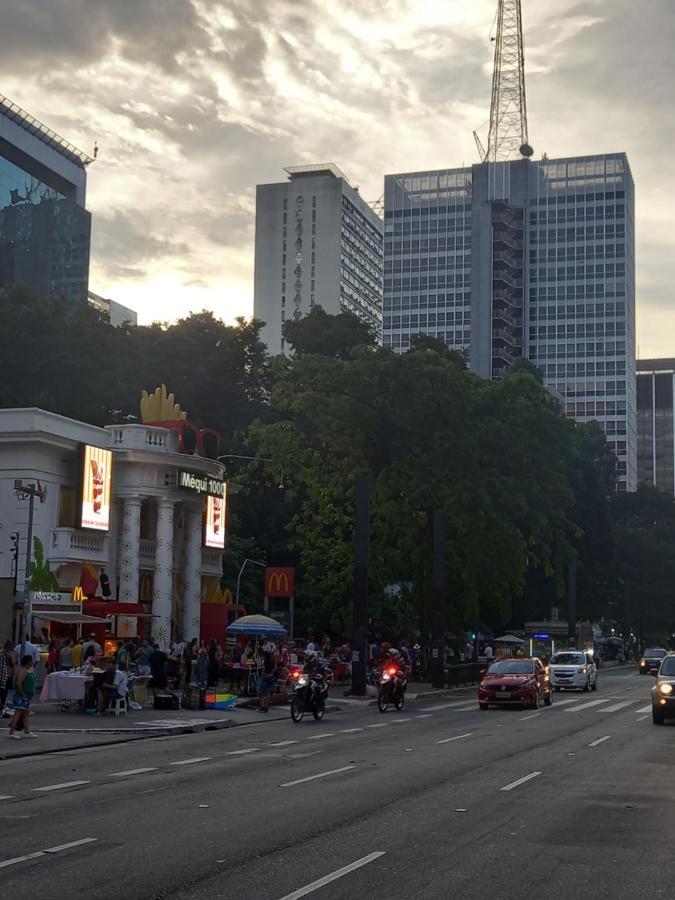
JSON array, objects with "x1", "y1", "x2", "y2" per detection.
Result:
[{"x1": 96, "y1": 660, "x2": 128, "y2": 712}]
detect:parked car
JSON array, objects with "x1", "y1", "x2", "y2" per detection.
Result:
[
  {"x1": 639, "y1": 648, "x2": 668, "y2": 675},
  {"x1": 479, "y1": 657, "x2": 552, "y2": 710},
  {"x1": 651, "y1": 653, "x2": 675, "y2": 725},
  {"x1": 549, "y1": 651, "x2": 597, "y2": 692}
]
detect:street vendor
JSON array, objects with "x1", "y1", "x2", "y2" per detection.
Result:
[{"x1": 96, "y1": 659, "x2": 128, "y2": 713}]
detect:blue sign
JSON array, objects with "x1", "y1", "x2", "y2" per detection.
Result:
[{"x1": 534, "y1": 633, "x2": 550, "y2": 639}]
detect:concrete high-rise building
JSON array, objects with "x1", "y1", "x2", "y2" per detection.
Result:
[
  {"x1": 254, "y1": 164, "x2": 383, "y2": 353},
  {"x1": 0, "y1": 93, "x2": 93, "y2": 308},
  {"x1": 383, "y1": 154, "x2": 636, "y2": 490},
  {"x1": 636, "y1": 359, "x2": 675, "y2": 494}
]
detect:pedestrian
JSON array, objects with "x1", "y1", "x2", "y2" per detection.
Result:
[
  {"x1": 81, "y1": 633, "x2": 102, "y2": 662},
  {"x1": 148, "y1": 644, "x2": 168, "y2": 695},
  {"x1": 71, "y1": 638, "x2": 83, "y2": 670},
  {"x1": 207, "y1": 640, "x2": 220, "y2": 687},
  {"x1": 0, "y1": 646, "x2": 8, "y2": 714},
  {"x1": 8, "y1": 654, "x2": 38, "y2": 739},
  {"x1": 59, "y1": 637, "x2": 73, "y2": 671},
  {"x1": 116, "y1": 642, "x2": 133, "y2": 673},
  {"x1": 258, "y1": 650, "x2": 275, "y2": 712},
  {"x1": 136, "y1": 638, "x2": 152, "y2": 675},
  {"x1": 484, "y1": 644, "x2": 494, "y2": 662},
  {"x1": 195, "y1": 644, "x2": 209, "y2": 689}
]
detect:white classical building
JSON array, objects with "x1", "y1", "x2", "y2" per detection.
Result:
[{"x1": 0, "y1": 408, "x2": 225, "y2": 648}]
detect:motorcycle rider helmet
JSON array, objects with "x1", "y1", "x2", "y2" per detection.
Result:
[
  {"x1": 305, "y1": 649, "x2": 318, "y2": 660},
  {"x1": 387, "y1": 648, "x2": 401, "y2": 659}
]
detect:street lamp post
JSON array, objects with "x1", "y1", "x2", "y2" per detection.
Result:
[
  {"x1": 14, "y1": 480, "x2": 46, "y2": 660},
  {"x1": 234, "y1": 558, "x2": 266, "y2": 618}
]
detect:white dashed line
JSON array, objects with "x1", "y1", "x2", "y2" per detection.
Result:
[
  {"x1": 33, "y1": 781, "x2": 91, "y2": 793},
  {"x1": 0, "y1": 796, "x2": 14, "y2": 801},
  {"x1": 436, "y1": 732, "x2": 473, "y2": 745},
  {"x1": 0, "y1": 837, "x2": 97, "y2": 870},
  {"x1": 170, "y1": 757, "x2": 212, "y2": 766},
  {"x1": 454, "y1": 706, "x2": 478, "y2": 712},
  {"x1": 588, "y1": 735, "x2": 611, "y2": 747},
  {"x1": 500, "y1": 771, "x2": 542, "y2": 792},
  {"x1": 636, "y1": 705, "x2": 652, "y2": 714},
  {"x1": 307, "y1": 733, "x2": 335, "y2": 740},
  {"x1": 419, "y1": 701, "x2": 477, "y2": 712},
  {"x1": 268, "y1": 740, "x2": 300, "y2": 747},
  {"x1": 109, "y1": 768, "x2": 157, "y2": 778},
  {"x1": 277, "y1": 851, "x2": 386, "y2": 900},
  {"x1": 390, "y1": 718, "x2": 412, "y2": 723},
  {"x1": 415, "y1": 714, "x2": 432, "y2": 719},
  {"x1": 519, "y1": 713, "x2": 540, "y2": 721},
  {"x1": 367, "y1": 723, "x2": 388, "y2": 729},
  {"x1": 637, "y1": 715, "x2": 648, "y2": 722},
  {"x1": 280, "y1": 766, "x2": 356, "y2": 788},
  {"x1": 225, "y1": 749, "x2": 260, "y2": 756},
  {"x1": 340, "y1": 728, "x2": 364, "y2": 734}
]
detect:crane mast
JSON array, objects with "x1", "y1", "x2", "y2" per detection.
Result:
[{"x1": 479, "y1": 0, "x2": 533, "y2": 163}]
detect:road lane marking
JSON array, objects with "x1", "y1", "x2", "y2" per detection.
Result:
[
  {"x1": 109, "y1": 768, "x2": 157, "y2": 777},
  {"x1": 340, "y1": 728, "x2": 364, "y2": 734},
  {"x1": 307, "y1": 733, "x2": 335, "y2": 740},
  {"x1": 277, "y1": 851, "x2": 386, "y2": 899},
  {"x1": 225, "y1": 749, "x2": 260, "y2": 755},
  {"x1": 637, "y1": 715, "x2": 648, "y2": 722},
  {"x1": 564, "y1": 699, "x2": 611, "y2": 713},
  {"x1": 390, "y1": 718, "x2": 411, "y2": 723},
  {"x1": 588, "y1": 735, "x2": 611, "y2": 747},
  {"x1": 415, "y1": 714, "x2": 432, "y2": 719},
  {"x1": 0, "y1": 796, "x2": 14, "y2": 801},
  {"x1": 280, "y1": 766, "x2": 356, "y2": 788},
  {"x1": 636, "y1": 705, "x2": 652, "y2": 714},
  {"x1": 0, "y1": 837, "x2": 97, "y2": 870},
  {"x1": 454, "y1": 705, "x2": 478, "y2": 712},
  {"x1": 599, "y1": 701, "x2": 639, "y2": 713},
  {"x1": 436, "y1": 732, "x2": 473, "y2": 745},
  {"x1": 420, "y1": 701, "x2": 476, "y2": 712},
  {"x1": 551, "y1": 697, "x2": 590, "y2": 707},
  {"x1": 367, "y1": 723, "x2": 388, "y2": 729},
  {"x1": 519, "y1": 713, "x2": 540, "y2": 721},
  {"x1": 33, "y1": 780, "x2": 91, "y2": 793},
  {"x1": 170, "y1": 757, "x2": 212, "y2": 766},
  {"x1": 500, "y1": 771, "x2": 542, "y2": 792},
  {"x1": 268, "y1": 740, "x2": 300, "y2": 747}
]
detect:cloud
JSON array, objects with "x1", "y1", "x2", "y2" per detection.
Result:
[{"x1": 0, "y1": 0, "x2": 673, "y2": 355}]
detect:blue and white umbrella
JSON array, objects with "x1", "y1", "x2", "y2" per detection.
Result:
[{"x1": 226, "y1": 614, "x2": 287, "y2": 639}]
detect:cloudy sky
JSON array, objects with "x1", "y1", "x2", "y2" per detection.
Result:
[{"x1": 1, "y1": 0, "x2": 673, "y2": 355}]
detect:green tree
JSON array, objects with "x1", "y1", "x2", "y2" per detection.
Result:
[
  {"x1": 27, "y1": 537, "x2": 60, "y2": 591},
  {"x1": 282, "y1": 306, "x2": 376, "y2": 359}
]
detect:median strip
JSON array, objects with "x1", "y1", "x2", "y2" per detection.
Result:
[
  {"x1": 280, "y1": 765, "x2": 356, "y2": 788},
  {"x1": 500, "y1": 771, "x2": 542, "y2": 792}
]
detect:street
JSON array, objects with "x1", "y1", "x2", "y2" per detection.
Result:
[{"x1": 0, "y1": 667, "x2": 670, "y2": 899}]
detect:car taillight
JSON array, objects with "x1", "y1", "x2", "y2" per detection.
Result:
[{"x1": 387, "y1": 666, "x2": 397, "y2": 675}]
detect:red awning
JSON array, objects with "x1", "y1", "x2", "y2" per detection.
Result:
[{"x1": 83, "y1": 601, "x2": 147, "y2": 616}]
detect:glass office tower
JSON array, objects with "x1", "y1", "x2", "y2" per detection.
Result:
[
  {"x1": 636, "y1": 359, "x2": 675, "y2": 494},
  {"x1": 383, "y1": 153, "x2": 636, "y2": 490},
  {"x1": 0, "y1": 94, "x2": 92, "y2": 308}
]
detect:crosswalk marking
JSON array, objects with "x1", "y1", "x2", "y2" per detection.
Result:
[
  {"x1": 636, "y1": 705, "x2": 652, "y2": 714},
  {"x1": 599, "y1": 701, "x2": 639, "y2": 713},
  {"x1": 564, "y1": 699, "x2": 611, "y2": 713}
]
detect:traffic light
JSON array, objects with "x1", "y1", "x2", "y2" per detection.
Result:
[{"x1": 471, "y1": 632, "x2": 477, "y2": 641}]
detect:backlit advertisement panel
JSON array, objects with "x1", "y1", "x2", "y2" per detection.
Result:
[
  {"x1": 80, "y1": 444, "x2": 112, "y2": 531},
  {"x1": 204, "y1": 492, "x2": 226, "y2": 548}
]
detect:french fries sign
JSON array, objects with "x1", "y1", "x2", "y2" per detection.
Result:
[{"x1": 80, "y1": 444, "x2": 112, "y2": 531}]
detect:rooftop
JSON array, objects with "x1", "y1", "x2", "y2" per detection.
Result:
[
  {"x1": 637, "y1": 359, "x2": 675, "y2": 373},
  {"x1": 0, "y1": 93, "x2": 94, "y2": 169},
  {"x1": 284, "y1": 163, "x2": 351, "y2": 185}
]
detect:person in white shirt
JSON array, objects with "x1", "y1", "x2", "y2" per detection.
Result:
[
  {"x1": 484, "y1": 644, "x2": 494, "y2": 661},
  {"x1": 15, "y1": 637, "x2": 40, "y2": 666}
]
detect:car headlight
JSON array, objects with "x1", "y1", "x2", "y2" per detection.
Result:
[
  {"x1": 659, "y1": 683, "x2": 673, "y2": 696},
  {"x1": 297, "y1": 676, "x2": 308, "y2": 686},
  {"x1": 577, "y1": 667, "x2": 587, "y2": 674},
  {"x1": 640, "y1": 659, "x2": 647, "y2": 666}
]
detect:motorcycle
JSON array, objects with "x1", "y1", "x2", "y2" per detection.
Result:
[
  {"x1": 291, "y1": 669, "x2": 330, "y2": 722},
  {"x1": 377, "y1": 664, "x2": 407, "y2": 713}
]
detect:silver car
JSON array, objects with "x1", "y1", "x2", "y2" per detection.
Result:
[
  {"x1": 651, "y1": 653, "x2": 675, "y2": 725},
  {"x1": 549, "y1": 651, "x2": 598, "y2": 692}
]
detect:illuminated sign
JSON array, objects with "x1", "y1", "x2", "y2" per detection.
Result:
[
  {"x1": 80, "y1": 445, "x2": 112, "y2": 531},
  {"x1": 179, "y1": 470, "x2": 225, "y2": 498},
  {"x1": 265, "y1": 567, "x2": 295, "y2": 597},
  {"x1": 534, "y1": 633, "x2": 551, "y2": 640},
  {"x1": 72, "y1": 586, "x2": 86, "y2": 603},
  {"x1": 204, "y1": 494, "x2": 226, "y2": 549}
]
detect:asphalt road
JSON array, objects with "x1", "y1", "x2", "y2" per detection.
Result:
[{"x1": 0, "y1": 667, "x2": 670, "y2": 900}]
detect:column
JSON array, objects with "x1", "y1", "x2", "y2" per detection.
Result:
[
  {"x1": 182, "y1": 505, "x2": 203, "y2": 642},
  {"x1": 152, "y1": 498, "x2": 175, "y2": 651},
  {"x1": 118, "y1": 496, "x2": 142, "y2": 637}
]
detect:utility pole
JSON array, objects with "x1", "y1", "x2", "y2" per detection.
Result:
[
  {"x1": 430, "y1": 511, "x2": 446, "y2": 689},
  {"x1": 350, "y1": 474, "x2": 370, "y2": 696},
  {"x1": 475, "y1": 0, "x2": 533, "y2": 163},
  {"x1": 567, "y1": 558, "x2": 577, "y2": 650},
  {"x1": 234, "y1": 558, "x2": 266, "y2": 617},
  {"x1": 14, "y1": 480, "x2": 46, "y2": 660}
]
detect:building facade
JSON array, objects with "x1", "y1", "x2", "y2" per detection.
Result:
[
  {"x1": 254, "y1": 164, "x2": 383, "y2": 354},
  {"x1": 0, "y1": 94, "x2": 92, "y2": 308},
  {"x1": 88, "y1": 290, "x2": 138, "y2": 326},
  {"x1": 636, "y1": 359, "x2": 675, "y2": 493},
  {"x1": 0, "y1": 408, "x2": 225, "y2": 648},
  {"x1": 383, "y1": 153, "x2": 636, "y2": 490}
]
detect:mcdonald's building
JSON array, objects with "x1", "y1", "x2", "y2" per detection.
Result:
[{"x1": 0, "y1": 397, "x2": 227, "y2": 649}]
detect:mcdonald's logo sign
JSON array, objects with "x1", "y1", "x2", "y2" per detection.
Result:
[
  {"x1": 72, "y1": 585, "x2": 86, "y2": 603},
  {"x1": 264, "y1": 567, "x2": 294, "y2": 598}
]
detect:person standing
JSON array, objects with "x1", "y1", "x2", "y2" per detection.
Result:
[
  {"x1": 59, "y1": 638, "x2": 73, "y2": 671},
  {"x1": 258, "y1": 650, "x2": 275, "y2": 713},
  {"x1": 148, "y1": 644, "x2": 168, "y2": 694},
  {"x1": 0, "y1": 647, "x2": 8, "y2": 713},
  {"x1": 207, "y1": 640, "x2": 219, "y2": 688},
  {"x1": 195, "y1": 644, "x2": 209, "y2": 689},
  {"x1": 71, "y1": 638, "x2": 83, "y2": 670},
  {"x1": 484, "y1": 644, "x2": 494, "y2": 663},
  {"x1": 8, "y1": 654, "x2": 38, "y2": 739}
]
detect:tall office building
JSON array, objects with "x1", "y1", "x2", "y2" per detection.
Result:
[
  {"x1": 0, "y1": 93, "x2": 92, "y2": 308},
  {"x1": 254, "y1": 164, "x2": 383, "y2": 353},
  {"x1": 636, "y1": 359, "x2": 675, "y2": 493},
  {"x1": 88, "y1": 290, "x2": 138, "y2": 326},
  {"x1": 383, "y1": 154, "x2": 636, "y2": 490}
]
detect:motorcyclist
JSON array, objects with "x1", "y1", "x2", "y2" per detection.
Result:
[
  {"x1": 303, "y1": 650, "x2": 331, "y2": 699},
  {"x1": 378, "y1": 647, "x2": 407, "y2": 677}
]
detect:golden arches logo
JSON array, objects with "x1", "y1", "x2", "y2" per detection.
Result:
[
  {"x1": 265, "y1": 567, "x2": 294, "y2": 597},
  {"x1": 72, "y1": 586, "x2": 86, "y2": 603},
  {"x1": 268, "y1": 572, "x2": 289, "y2": 593}
]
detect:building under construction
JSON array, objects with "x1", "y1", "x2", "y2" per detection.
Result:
[{"x1": 382, "y1": 0, "x2": 636, "y2": 491}]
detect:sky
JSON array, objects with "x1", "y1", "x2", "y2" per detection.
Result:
[{"x1": 1, "y1": 0, "x2": 674, "y2": 356}]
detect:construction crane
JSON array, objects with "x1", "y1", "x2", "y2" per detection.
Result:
[{"x1": 474, "y1": 0, "x2": 533, "y2": 163}]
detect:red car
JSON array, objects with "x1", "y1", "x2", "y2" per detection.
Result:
[{"x1": 478, "y1": 657, "x2": 552, "y2": 710}]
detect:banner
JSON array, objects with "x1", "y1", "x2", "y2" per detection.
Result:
[
  {"x1": 204, "y1": 494, "x2": 226, "y2": 549},
  {"x1": 80, "y1": 444, "x2": 112, "y2": 531},
  {"x1": 264, "y1": 567, "x2": 295, "y2": 597}
]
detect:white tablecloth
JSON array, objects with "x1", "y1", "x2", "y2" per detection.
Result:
[{"x1": 39, "y1": 673, "x2": 92, "y2": 702}]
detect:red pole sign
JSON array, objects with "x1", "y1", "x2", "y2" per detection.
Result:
[{"x1": 264, "y1": 567, "x2": 295, "y2": 597}]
